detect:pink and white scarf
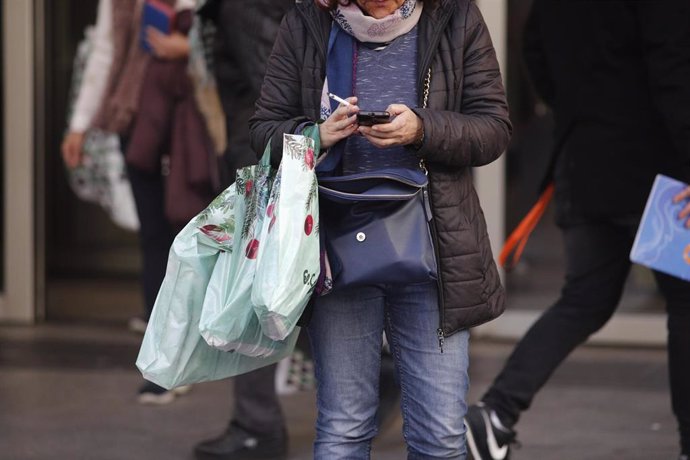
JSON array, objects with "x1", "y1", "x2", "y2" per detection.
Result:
[{"x1": 331, "y1": 0, "x2": 422, "y2": 44}]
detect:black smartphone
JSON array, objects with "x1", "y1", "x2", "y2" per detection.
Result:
[{"x1": 357, "y1": 111, "x2": 391, "y2": 126}]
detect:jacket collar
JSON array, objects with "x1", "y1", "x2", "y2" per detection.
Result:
[
  {"x1": 416, "y1": 0, "x2": 455, "y2": 89},
  {"x1": 295, "y1": 0, "x2": 331, "y2": 60}
]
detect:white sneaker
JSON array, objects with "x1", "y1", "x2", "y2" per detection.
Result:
[
  {"x1": 137, "y1": 390, "x2": 175, "y2": 405},
  {"x1": 127, "y1": 316, "x2": 148, "y2": 334},
  {"x1": 172, "y1": 385, "x2": 192, "y2": 396},
  {"x1": 137, "y1": 381, "x2": 175, "y2": 405}
]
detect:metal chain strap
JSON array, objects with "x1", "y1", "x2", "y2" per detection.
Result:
[
  {"x1": 419, "y1": 67, "x2": 432, "y2": 173},
  {"x1": 422, "y1": 67, "x2": 431, "y2": 108}
]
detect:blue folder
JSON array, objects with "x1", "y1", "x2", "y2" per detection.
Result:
[
  {"x1": 630, "y1": 174, "x2": 690, "y2": 281},
  {"x1": 140, "y1": 1, "x2": 174, "y2": 53}
]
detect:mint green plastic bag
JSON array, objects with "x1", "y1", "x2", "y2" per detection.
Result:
[
  {"x1": 198, "y1": 150, "x2": 278, "y2": 352},
  {"x1": 135, "y1": 179, "x2": 299, "y2": 390},
  {"x1": 251, "y1": 127, "x2": 321, "y2": 341},
  {"x1": 201, "y1": 251, "x2": 297, "y2": 357}
]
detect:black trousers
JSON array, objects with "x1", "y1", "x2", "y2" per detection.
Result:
[
  {"x1": 125, "y1": 161, "x2": 176, "y2": 318},
  {"x1": 482, "y1": 222, "x2": 690, "y2": 453},
  {"x1": 121, "y1": 136, "x2": 175, "y2": 320},
  {"x1": 232, "y1": 363, "x2": 284, "y2": 435}
]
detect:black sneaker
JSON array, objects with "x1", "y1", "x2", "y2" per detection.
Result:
[
  {"x1": 194, "y1": 422, "x2": 287, "y2": 460},
  {"x1": 137, "y1": 380, "x2": 175, "y2": 405},
  {"x1": 465, "y1": 402, "x2": 516, "y2": 460}
]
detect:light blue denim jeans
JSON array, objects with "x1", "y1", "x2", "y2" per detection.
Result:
[{"x1": 307, "y1": 282, "x2": 470, "y2": 459}]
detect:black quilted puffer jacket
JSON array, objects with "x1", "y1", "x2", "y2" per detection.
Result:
[{"x1": 249, "y1": 0, "x2": 512, "y2": 338}]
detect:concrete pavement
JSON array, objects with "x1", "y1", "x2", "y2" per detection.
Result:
[{"x1": 0, "y1": 323, "x2": 679, "y2": 459}]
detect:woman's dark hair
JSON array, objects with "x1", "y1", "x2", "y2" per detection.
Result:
[{"x1": 316, "y1": 0, "x2": 439, "y2": 12}]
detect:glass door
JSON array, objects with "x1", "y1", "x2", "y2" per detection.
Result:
[{"x1": 40, "y1": 0, "x2": 143, "y2": 323}]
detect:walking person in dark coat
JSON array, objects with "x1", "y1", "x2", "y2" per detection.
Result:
[{"x1": 464, "y1": 2, "x2": 690, "y2": 459}]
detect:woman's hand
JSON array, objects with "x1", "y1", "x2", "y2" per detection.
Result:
[
  {"x1": 319, "y1": 97, "x2": 360, "y2": 149},
  {"x1": 673, "y1": 186, "x2": 690, "y2": 228},
  {"x1": 61, "y1": 131, "x2": 85, "y2": 169},
  {"x1": 358, "y1": 104, "x2": 423, "y2": 148},
  {"x1": 147, "y1": 28, "x2": 190, "y2": 60}
]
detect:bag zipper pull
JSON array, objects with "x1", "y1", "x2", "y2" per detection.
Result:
[
  {"x1": 423, "y1": 188, "x2": 433, "y2": 221},
  {"x1": 437, "y1": 328, "x2": 445, "y2": 353}
]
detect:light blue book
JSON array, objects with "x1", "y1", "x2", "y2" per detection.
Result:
[{"x1": 630, "y1": 174, "x2": 690, "y2": 281}]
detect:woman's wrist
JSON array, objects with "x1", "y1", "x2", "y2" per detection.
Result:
[{"x1": 411, "y1": 116, "x2": 425, "y2": 149}]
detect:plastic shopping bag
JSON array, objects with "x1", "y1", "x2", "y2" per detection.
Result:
[
  {"x1": 72, "y1": 131, "x2": 139, "y2": 231},
  {"x1": 136, "y1": 183, "x2": 298, "y2": 390},
  {"x1": 65, "y1": 27, "x2": 139, "y2": 231},
  {"x1": 200, "y1": 250, "x2": 296, "y2": 357},
  {"x1": 252, "y1": 127, "x2": 321, "y2": 341},
  {"x1": 198, "y1": 148, "x2": 276, "y2": 352}
]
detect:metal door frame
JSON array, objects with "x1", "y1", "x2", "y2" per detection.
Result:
[{"x1": 1, "y1": 0, "x2": 39, "y2": 323}]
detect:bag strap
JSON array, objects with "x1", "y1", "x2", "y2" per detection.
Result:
[
  {"x1": 499, "y1": 183, "x2": 554, "y2": 270},
  {"x1": 418, "y1": 67, "x2": 431, "y2": 172},
  {"x1": 302, "y1": 124, "x2": 321, "y2": 157},
  {"x1": 422, "y1": 67, "x2": 431, "y2": 109},
  {"x1": 500, "y1": 120, "x2": 565, "y2": 269}
]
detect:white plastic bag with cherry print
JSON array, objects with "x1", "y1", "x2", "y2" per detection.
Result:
[
  {"x1": 197, "y1": 154, "x2": 284, "y2": 355},
  {"x1": 251, "y1": 128, "x2": 321, "y2": 341}
]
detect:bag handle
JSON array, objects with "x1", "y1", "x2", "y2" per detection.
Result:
[
  {"x1": 260, "y1": 124, "x2": 322, "y2": 169},
  {"x1": 499, "y1": 183, "x2": 554, "y2": 271},
  {"x1": 302, "y1": 124, "x2": 321, "y2": 158},
  {"x1": 259, "y1": 141, "x2": 272, "y2": 168}
]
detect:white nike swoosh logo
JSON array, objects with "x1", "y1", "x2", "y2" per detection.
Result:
[
  {"x1": 244, "y1": 437, "x2": 258, "y2": 449},
  {"x1": 481, "y1": 410, "x2": 508, "y2": 459}
]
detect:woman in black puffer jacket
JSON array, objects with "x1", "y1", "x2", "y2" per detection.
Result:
[{"x1": 250, "y1": 0, "x2": 511, "y2": 457}]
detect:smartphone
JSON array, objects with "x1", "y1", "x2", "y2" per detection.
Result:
[{"x1": 357, "y1": 111, "x2": 391, "y2": 126}]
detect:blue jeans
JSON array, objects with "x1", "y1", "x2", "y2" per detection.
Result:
[{"x1": 307, "y1": 282, "x2": 470, "y2": 459}]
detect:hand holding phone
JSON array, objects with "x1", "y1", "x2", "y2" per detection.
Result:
[
  {"x1": 357, "y1": 111, "x2": 391, "y2": 126},
  {"x1": 357, "y1": 104, "x2": 423, "y2": 149},
  {"x1": 328, "y1": 93, "x2": 390, "y2": 126}
]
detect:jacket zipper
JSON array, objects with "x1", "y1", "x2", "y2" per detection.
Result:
[
  {"x1": 420, "y1": 161, "x2": 446, "y2": 353},
  {"x1": 428, "y1": 181, "x2": 446, "y2": 353},
  {"x1": 417, "y1": 3, "x2": 455, "y2": 353}
]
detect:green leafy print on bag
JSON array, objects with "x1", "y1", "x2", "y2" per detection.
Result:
[
  {"x1": 197, "y1": 185, "x2": 238, "y2": 251},
  {"x1": 282, "y1": 135, "x2": 319, "y2": 237}
]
